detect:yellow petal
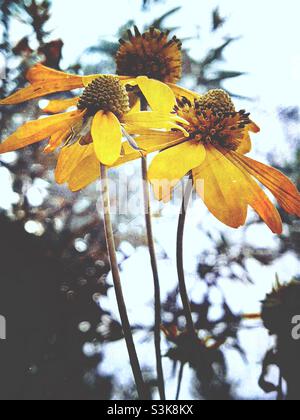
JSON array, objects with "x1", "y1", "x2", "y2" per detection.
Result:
[
  {"x1": 231, "y1": 152, "x2": 300, "y2": 217},
  {"x1": 123, "y1": 112, "x2": 189, "y2": 136},
  {"x1": 119, "y1": 78, "x2": 139, "y2": 88},
  {"x1": 148, "y1": 142, "x2": 206, "y2": 202},
  {"x1": 82, "y1": 75, "x2": 102, "y2": 87},
  {"x1": 226, "y1": 152, "x2": 282, "y2": 234},
  {"x1": 136, "y1": 76, "x2": 176, "y2": 113},
  {"x1": 167, "y1": 83, "x2": 201, "y2": 102},
  {"x1": 68, "y1": 154, "x2": 100, "y2": 191},
  {"x1": 91, "y1": 111, "x2": 122, "y2": 166},
  {"x1": 111, "y1": 132, "x2": 185, "y2": 167},
  {"x1": 0, "y1": 111, "x2": 83, "y2": 153},
  {"x1": 55, "y1": 142, "x2": 94, "y2": 184},
  {"x1": 134, "y1": 131, "x2": 185, "y2": 152},
  {"x1": 0, "y1": 80, "x2": 83, "y2": 105},
  {"x1": 26, "y1": 64, "x2": 83, "y2": 83},
  {"x1": 193, "y1": 146, "x2": 248, "y2": 228},
  {"x1": 127, "y1": 95, "x2": 141, "y2": 114},
  {"x1": 44, "y1": 128, "x2": 70, "y2": 154},
  {"x1": 42, "y1": 97, "x2": 79, "y2": 113},
  {"x1": 236, "y1": 131, "x2": 252, "y2": 155},
  {"x1": 124, "y1": 123, "x2": 188, "y2": 137}
]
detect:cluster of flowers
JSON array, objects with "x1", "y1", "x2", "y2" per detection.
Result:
[{"x1": 0, "y1": 27, "x2": 299, "y2": 232}]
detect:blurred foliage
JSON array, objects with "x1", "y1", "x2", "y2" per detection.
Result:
[
  {"x1": 0, "y1": 0, "x2": 299, "y2": 401},
  {"x1": 260, "y1": 279, "x2": 300, "y2": 400}
]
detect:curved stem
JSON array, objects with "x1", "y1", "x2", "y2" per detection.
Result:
[
  {"x1": 140, "y1": 96, "x2": 165, "y2": 400},
  {"x1": 176, "y1": 363, "x2": 185, "y2": 401},
  {"x1": 177, "y1": 177, "x2": 197, "y2": 339},
  {"x1": 277, "y1": 371, "x2": 284, "y2": 401},
  {"x1": 141, "y1": 157, "x2": 166, "y2": 401},
  {"x1": 100, "y1": 164, "x2": 147, "y2": 400}
]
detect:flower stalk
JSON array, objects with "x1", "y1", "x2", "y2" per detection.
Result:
[
  {"x1": 100, "y1": 164, "x2": 147, "y2": 400},
  {"x1": 141, "y1": 156, "x2": 166, "y2": 401},
  {"x1": 140, "y1": 95, "x2": 165, "y2": 400},
  {"x1": 177, "y1": 176, "x2": 198, "y2": 340}
]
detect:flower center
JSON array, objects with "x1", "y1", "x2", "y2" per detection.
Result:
[
  {"x1": 78, "y1": 75, "x2": 130, "y2": 118},
  {"x1": 116, "y1": 26, "x2": 182, "y2": 83},
  {"x1": 198, "y1": 89, "x2": 235, "y2": 115},
  {"x1": 176, "y1": 90, "x2": 252, "y2": 151}
]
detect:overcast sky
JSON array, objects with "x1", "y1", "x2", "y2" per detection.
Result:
[
  {"x1": 44, "y1": 0, "x2": 300, "y2": 104},
  {"x1": 42, "y1": 0, "x2": 299, "y2": 162}
]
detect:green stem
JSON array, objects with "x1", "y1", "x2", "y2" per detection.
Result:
[
  {"x1": 141, "y1": 156, "x2": 166, "y2": 401},
  {"x1": 176, "y1": 177, "x2": 197, "y2": 339},
  {"x1": 100, "y1": 164, "x2": 147, "y2": 400}
]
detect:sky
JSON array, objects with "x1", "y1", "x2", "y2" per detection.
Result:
[
  {"x1": 11, "y1": 0, "x2": 300, "y2": 108},
  {"x1": 45, "y1": 0, "x2": 300, "y2": 106},
  {"x1": 39, "y1": 0, "x2": 300, "y2": 163}
]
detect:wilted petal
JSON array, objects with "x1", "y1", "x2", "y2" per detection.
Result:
[{"x1": 231, "y1": 152, "x2": 300, "y2": 217}]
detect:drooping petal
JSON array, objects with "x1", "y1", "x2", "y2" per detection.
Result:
[
  {"x1": 136, "y1": 76, "x2": 176, "y2": 113},
  {"x1": 26, "y1": 64, "x2": 84, "y2": 83},
  {"x1": 91, "y1": 111, "x2": 122, "y2": 166},
  {"x1": 68, "y1": 137, "x2": 152, "y2": 191},
  {"x1": 68, "y1": 154, "x2": 100, "y2": 191},
  {"x1": 148, "y1": 142, "x2": 206, "y2": 202},
  {"x1": 0, "y1": 111, "x2": 83, "y2": 153},
  {"x1": 193, "y1": 147, "x2": 248, "y2": 229},
  {"x1": 42, "y1": 97, "x2": 79, "y2": 114},
  {"x1": 55, "y1": 142, "x2": 94, "y2": 184},
  {"x1": 231, "y1": 152, "x2": 300, "y2": 217},
  {"x1": 226, "y1": 152, "x2": 282, "y2": 233},
  {"x1": 0, "y1": 81, "x2": 83, "y2": 105}
]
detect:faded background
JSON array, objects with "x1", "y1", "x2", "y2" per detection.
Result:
[{"x1": 0, "y1": 0, "x2": 299, "y2": 400}]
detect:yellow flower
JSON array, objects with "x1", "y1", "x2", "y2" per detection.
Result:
[
  {"x1": 148, "y1": 90, "x2": 300, "y2": 234},
  {"x1": 0, "y1": 64, "x2": 187, "y2": 191},
  {"x1": 116, "y1": 26, "x2": 200, "y2": 104}
]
